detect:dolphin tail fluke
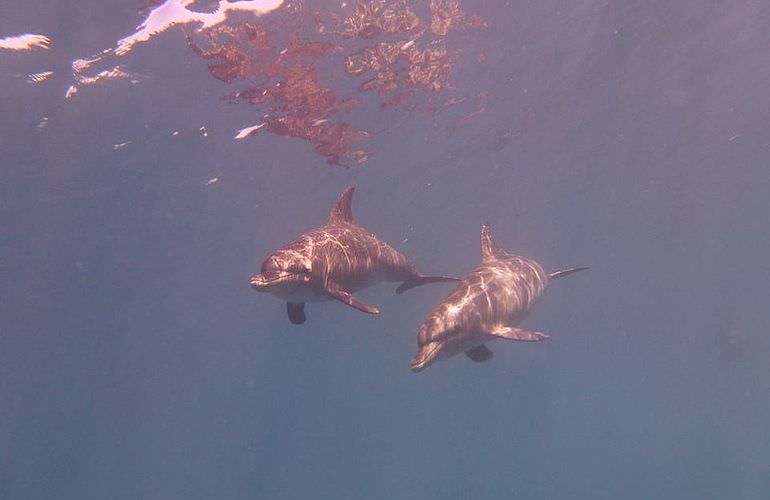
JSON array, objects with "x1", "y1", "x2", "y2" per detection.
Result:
[
  {"x1": 548, "y1": 266, "x2": 590, "y2": 280},
  {"x1": 396, "y1": 275, "x2": 461, "y2": 294}
]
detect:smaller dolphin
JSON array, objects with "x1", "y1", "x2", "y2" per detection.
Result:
[
  {"x1": 251, "y1": 187, "x2": 459, "y2": 324},
  {"x1": 410, "y1": 223, "x2": 588, "y2": 372}
]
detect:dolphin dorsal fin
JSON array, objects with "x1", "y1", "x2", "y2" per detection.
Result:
[
  {"x1": 328, "y1": 187, "x2": 355, "y2": 225},
  {"x1": 480, "y1": 223, "x2": 503, "y2": 260}
]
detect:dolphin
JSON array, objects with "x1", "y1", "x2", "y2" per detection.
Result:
[
  {"x1": 410, "y1": 223, "x2": 588, "y2": 372},
  {"x1": 251, "y1": 187, "x2": 459, "y2": 324}
]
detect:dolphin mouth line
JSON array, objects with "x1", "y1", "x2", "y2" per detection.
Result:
[
  {"x1": 411, "y1": 342, "x2": 440, "y2": 372},
  {"x1": 252, "y1": 271, "x2": 311, "y2": 285}
]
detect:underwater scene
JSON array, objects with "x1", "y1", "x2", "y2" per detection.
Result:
[{"x1": 2, "y1": 1, "x2": 770, "y2": 498}]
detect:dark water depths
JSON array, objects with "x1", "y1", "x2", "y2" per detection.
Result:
[{"x1": 2, "y1": 1, "x2": 770, "y2": 498}]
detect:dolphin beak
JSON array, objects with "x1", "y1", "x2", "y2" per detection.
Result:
[
  {"x1": 250, "y1": 274, "x2": 267, "y2": 290},
  {"x1": 410, "y1": 342, "x2": 440, "y2": 373},
  {"x1": 410, "y1": 359, "x2": 427, "y2": 372},
  {"x1": 251, "y1": 270, "x2": 309, "y2": 292}
]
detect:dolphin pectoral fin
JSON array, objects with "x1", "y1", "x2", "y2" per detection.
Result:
[
  {"x1": 325, "y1": 287, "x2": 380, "y2": 314},
  {"x1": 465, "y1": 344, "x2": 494, "y2": 362},
  {"x1": 395, "y1": 275, "x2": 461, "y2": 294},
  {"x1": 287, "y1": 302, "x2": 306, "y2": 324},
  {"x1": 490, "y1": 326, "x2": 549, "y2": 342}
]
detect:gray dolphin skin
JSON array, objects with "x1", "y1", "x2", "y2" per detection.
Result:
[
  {"x1": 410, "y1": 223, "x2": 588, "y2": 372},
  {"x1": 251, "y1": 187, "x2": 459, "y2": 324}
]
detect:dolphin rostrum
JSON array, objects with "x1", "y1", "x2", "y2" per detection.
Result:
[
  {"x1": 251, "y1": 187, "x2": 459, "y2": 324},
  {"x1": 410, "y1": 223, "x2": 588, "y2": 372}
]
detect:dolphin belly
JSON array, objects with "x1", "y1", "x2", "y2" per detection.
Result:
[
  {"x1": 270, "y1": 272, "x2": 381, "y2": 303},
  {"x1": 265, "y1": 279, "x2": 332, "y2": 303},
  {"x1": 272, "y1": 287, "x2": 334, "y2": 303},
  {"x1": 442, "y1": 332, "x2": 492, "y2": 360}
]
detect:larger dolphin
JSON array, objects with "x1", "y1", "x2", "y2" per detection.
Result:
[
  {"x1": 410, "y1": 223, "x2": 588, "y2": 372},
  {"x1": 251, "y1": 187, "x2": 459, "y2": 324}
]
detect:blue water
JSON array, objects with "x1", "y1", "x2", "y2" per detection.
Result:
[{"x1": 2, "y1": 1, "x2": 770, "y2": 499}]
